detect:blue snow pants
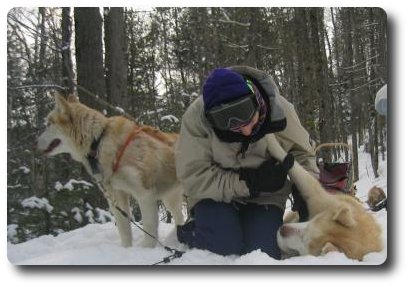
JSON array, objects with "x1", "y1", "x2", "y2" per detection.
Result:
[{"x1": 177, "y1": 199, "x2": 283, "y2": 259}]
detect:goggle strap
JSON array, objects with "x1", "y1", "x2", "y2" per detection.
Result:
[{"x1": 246, "y1": 79, "x2": 254, "y2": 93}]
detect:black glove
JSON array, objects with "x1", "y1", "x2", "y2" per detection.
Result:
[
  {"x1": 239, "y1": 157, "x2": 288, "y2": 198},
  {"x1": 291, "y1": 184, "x2": 309, "y2": 222}
]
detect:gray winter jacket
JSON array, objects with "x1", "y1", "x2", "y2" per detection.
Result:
[{"x1": 175, "y1": 66, "x2": 318, "y2": 212}]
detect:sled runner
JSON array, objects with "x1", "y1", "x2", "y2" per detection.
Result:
[{"x1": 315, "y1": 143, "x2": 356, "y2": 196}]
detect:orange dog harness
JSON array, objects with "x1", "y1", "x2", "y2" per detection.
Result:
[{"x1": 112, "y1": 126, "x2": 142, "y2": 173}]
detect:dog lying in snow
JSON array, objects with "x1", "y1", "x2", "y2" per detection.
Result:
[
  {"x1": 36, "y1": 93, "x2": 184, "y2": 248},
  {"x1": 265, "y1": 134, "x2": 382, "y2": 260}
]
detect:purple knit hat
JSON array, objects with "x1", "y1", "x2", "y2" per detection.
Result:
[{"x1": 202, "y1": 68, "x2": 251, "y2": 110}]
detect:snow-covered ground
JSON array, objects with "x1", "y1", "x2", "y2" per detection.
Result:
[{"x1": 7, "y1": 147, "x2": 388, "y2": 265}]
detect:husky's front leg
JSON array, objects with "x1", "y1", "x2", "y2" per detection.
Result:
[
  {"x1": 138, "y1": 194, "x2": 159, "y2": 247},
  {"x1": 265, "y1": 134, "x2": 335, "y2": 216},
  {"x1": 162, "y1": 187, "x2": 184, "y2": 226},
  {"x1": 108, "y1": 190, "x2": 132, "y2": 247}
]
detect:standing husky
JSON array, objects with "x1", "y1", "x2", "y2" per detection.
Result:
[
  {"x1": 265, "y1": 134, "x2": 382, "y2": 260},
  {"x1": 36, "y1": 93, "x2": 184, "y2": 248}
]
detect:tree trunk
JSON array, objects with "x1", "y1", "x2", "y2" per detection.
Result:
[
  {"x1": 104, "y1": 7, "x2": 128, "y2": 108},
  {"x1": 38, "y1": 7, "x2": 51, "y2": 235},
  {"x1": 61, "y1": 7, "x2": 75, "y2": 94},
  {"x1": 368, "y1": 8, "x2": 379, "y2": 177},
  {"x1": 294, "y1": 8, "x2": 316, "y2": 138},
  {"x1": 310, "y1": 8, "x2": 332, "y2": 146},
  {"x1": 74, "y1": 8, "x2": 106, "y2": 109},
  {"x1": 344, "y1": 8, "x2": 359, "y2": 182}
]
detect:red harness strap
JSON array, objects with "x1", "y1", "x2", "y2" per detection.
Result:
[{"x1": 112, "y1": 126, "x2": 142, "y2": 173}]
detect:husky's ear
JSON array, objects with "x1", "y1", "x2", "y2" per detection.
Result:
[
  {"x1": 320, "y1": 242, "x2": 340, "y2": 255},
  {"x1": 67, "y1": 93, "x2": 79, "y2": 103},
  {"x1": 333, "y1": 206, "x2": 356, "y2": 227},
  {"x1": 54, "y1": 93, "x2": 70, "y2": 114}
]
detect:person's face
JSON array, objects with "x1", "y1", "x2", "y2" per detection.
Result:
[{"x1": 230, "y1": 111, "x2": 259, "y2": 136}]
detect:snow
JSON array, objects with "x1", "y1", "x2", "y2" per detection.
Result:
[
  {"x1": 7, "y1": 224, "x2": 18, "y2": 243},
  {"x1": 115, "y1": 106, "x2": 125, "y2": 114},
  {"x1": 160, "y1": 114, "x2": 180, "y2": 123},
  {"x1": 18, "y1": 166, "x2": 30, "y2": 174},
  {"x1": 95, "y1": 208, "x2": 115, "y2": 223},
  {"x1": 71, "y1": 207, "x2": 83, "y2": 223},
  {"x1": 55, "y1": 179, "x2": 94, "y2": 191},
  {"x1": 145, "y1": 108, "x2": 164, "y2": 116},
  {"x1": 7, "y1": 147, "x2": 387, "y2": 265},
  {"x1": 21, "y1": 196, "x2": 54, "y2": 213}
]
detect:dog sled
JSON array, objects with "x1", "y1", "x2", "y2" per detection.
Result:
[
  {"x1": 315, "y1": 142, "x2": 356, "y2": 196},
  {"x1": 287, "y1": 142, "x2": 356, "y2": 221}
]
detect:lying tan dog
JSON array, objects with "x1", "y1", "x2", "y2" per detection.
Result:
[
  {"x1": 265, "y1": 134, "x2": 382, "y2": 260},
  {"x1": 36, "y1": 93, "x2": 184, "y2": 247},
  {"x1": 367, "y1": 186, "x2": 387, "y2": 211}
]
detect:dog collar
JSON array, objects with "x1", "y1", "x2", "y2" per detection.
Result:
[{"x1": 87, "y1": 127, "x2": 107, "y2": 176}]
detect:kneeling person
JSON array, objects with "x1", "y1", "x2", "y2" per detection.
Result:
[{"x1": 175, "y1": 66, "x2": 318, "y2": 259}]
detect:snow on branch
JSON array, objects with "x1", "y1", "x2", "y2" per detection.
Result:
[
  {"x1": 219, "y1": 8, "x2": 250, "y2": 27},
  {"x1": 21, "y1": 196, "x2": 53, "y2": 213},
  {"x1": 219, "y1": 19, "x2": 250, "y2": 27},
  {"x1": 256, "y1": 44, "x2": 281, "y2": 50},
  {"x1": 55, "y1": 179, "x2": 94, "y2": 191},
  {"x1": 161, "y1": 115, "x2": 180, "y2": 123},
  {"x1": 8, "y1": 84, "x2": 66, "y2": 90}
]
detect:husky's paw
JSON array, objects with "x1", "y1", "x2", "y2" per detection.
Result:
[
  {"x1": 140, "y1": 237, "x2": 156, "y2": 248},
  {"x1": 120, "y1": 238, "x2": 133, "y2": 248},
  {"x1": 120, "y1": 242, "x2": 133, "y2": 248}
]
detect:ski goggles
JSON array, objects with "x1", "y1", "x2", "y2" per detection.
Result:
[{"x1": 205, "y1": 93, "x2": 259, "y2": 131}]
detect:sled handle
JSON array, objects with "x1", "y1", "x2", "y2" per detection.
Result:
[{"x1": 314, "y1": 142, "x2": 352, "y2": 153}]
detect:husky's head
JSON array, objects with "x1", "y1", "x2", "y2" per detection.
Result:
[
  {"x1": 36, "y1": 93, "x2": 105, "y2": 162},
  {"x1": 277, "y1": 200, "x2": 382, "y2": 260}
]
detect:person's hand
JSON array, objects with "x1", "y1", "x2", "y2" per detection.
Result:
[{"x1": 239, "y1": 157, "x2": 288, "y2": 198}]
